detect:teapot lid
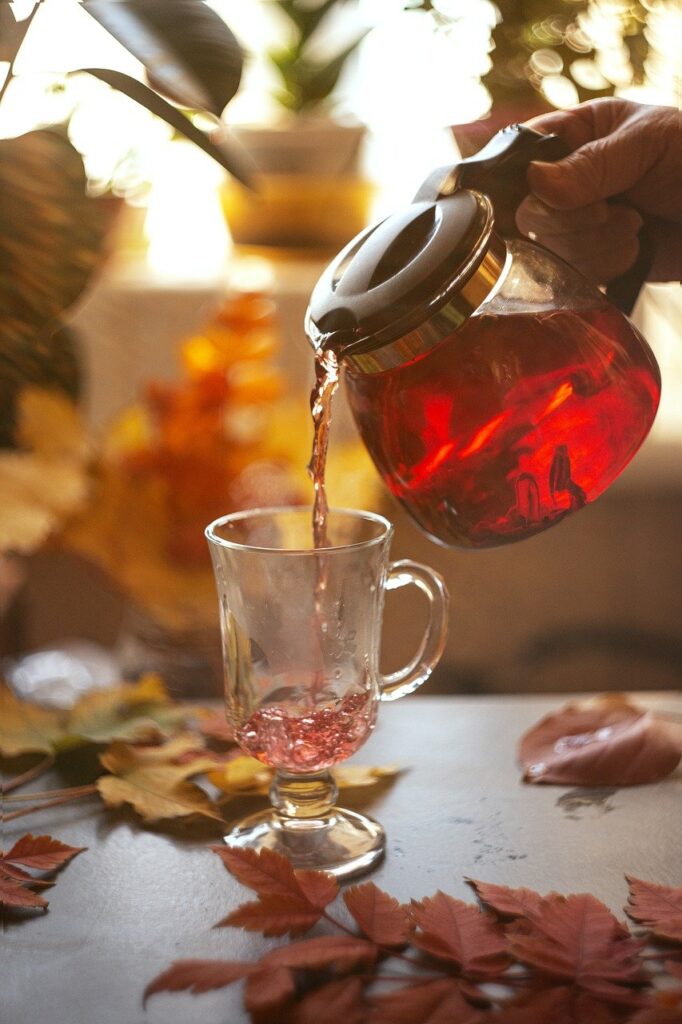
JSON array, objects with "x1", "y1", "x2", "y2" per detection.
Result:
[{"x1": 305, "y1": 187, "x2": 506, "y2": 366}]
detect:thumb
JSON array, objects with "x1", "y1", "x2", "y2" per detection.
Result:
[{"x1": 527, "y1": 132, "x2": 651, "y2": 210}]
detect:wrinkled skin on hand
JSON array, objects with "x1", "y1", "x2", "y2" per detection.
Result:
[{"x1": 516, "y1": 98, "x2": 682, "y2": 285}]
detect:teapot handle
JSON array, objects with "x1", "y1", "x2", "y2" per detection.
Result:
[{"x1": 418, "y1": 124, "x2": 652, "y2": 316}]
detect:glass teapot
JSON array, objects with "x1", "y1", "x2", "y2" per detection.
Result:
[{"x1": 305, "y1": 125, "x2": 661, "y2": 549}]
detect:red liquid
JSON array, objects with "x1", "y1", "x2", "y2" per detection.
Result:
[
  {"x1": 345, "y1": 307, "x2": 660, "y2": 548},
  {"x1": 237, "y1": 690, "x2": 376, "y2": 772}
]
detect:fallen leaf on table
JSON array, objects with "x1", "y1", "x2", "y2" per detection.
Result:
[
  {"x1": 518, "y1": 694, "x2": 682, "y2": 786},
  {"x1": 369, "y1": 978, "x2": 483, "y2": 1024},
  {"x1": 410, "y1": 891, "x2": 510, "y2": 979},
  {"x1": 261, "y1": 935, "x2": 378, "y2": 971},
  {"x1": 466, "y1": 879, "x2": 545, "y2": 920},
  {"x1": 343, "y1": 882, "x2": 410, "y2": 946},
  {"x1": 208, "y1": 757, "x2": 401, "y2": 796},
  {"x1": 212, "y1": 846, "x2": 338, "y2": 936},
  {"x1": 332, "y1": 763, "x2": 401, "y2": 789},
  {"x1": 0, "y1": 873, "x2": 49, "y2": 911},
  {"x1": 207, "y1": 755, "x2": 272, "y2": 794},
  {"x1": 97, "y1": 736, "x2": 223, "y2": 823},
  {"x1": 490, "y1": 986, "x2": 622, "y2": 1024},
  {"x1": 143, "y1": 959, "x2": 258, "y2": 1004},
  {"x1": 506, "y1": 892, "x2": 645, "y2": 1003},
  {"x1": 197, "y1": 709, "x2": 234, "y2": 744},
  {"x1": 216, "y1": 893, "x2": 327, "y2": 937},
  {"x1": 0, "y1": 833, "x2": 85, "y2": 875},
  {"x1": 0, "y1": 674, "x2": 196, "y2": 758},
  {"x1": 243, "y1": 965, "x2": 295, "y2": 1016},
  {"x1": 626, "y1": 876, "x2": 682, "y2": 943},
  {"x1": 147, "y1": 854, "x2": 682, "y2": 1022},
  {"x1": 66, "y1": 673, "x2": 191, "y2": 745},
  {"x1": 280, "y1": 976, "x2": 365, "y2": 1024},
  {"x1": 0, "y1": 682, "x2": 64, "y2": 756},
  {"x1": 0, "y1": 832, "x2": 85, "y2": 912}
]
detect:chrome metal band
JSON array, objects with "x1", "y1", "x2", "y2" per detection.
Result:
[{"x1": 344, "y1": 232, "x2": 507, "y2": 374}]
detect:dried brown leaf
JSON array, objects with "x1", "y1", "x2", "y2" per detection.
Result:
[
  {"x1": 0, "y1": 681, "x2": 64, "y2": 756},
  {"x1": 197, "y1": 709, "x2": 235, "y2": 744},
  {"x1": 143, "y1": 959, "x2": 256, "y2": 1004},
  {"x1": 0, "y1": 872, "x2": 49, "y2": 910},
  {"x1": 211, "y1": 845, "x2": 337, "y2": 909},
  {"x1": 244, "y1": 966, "x2": 295, "y2": 1014},
  {"x1": 491, "y1": 985, "x2": 624, "y2": 1023},
  {"x1": 66, "y1": 674, "x2": 190, "y2": 745},
  {"x1": 97, "y1": 738, "x2": 222, "y2": 823},
  {"x1": 288, "y1": 977, "x2": 366, "y2": 1024},
  {"x1": 1, "y1": 834, "x2": 86, "y2": 873},
  {"x1": 519, "y1": 695, "x2": 682, "y2": 786},
  {"x1": 216, "y1": 894, "x2": 323, "y2": 937},
  {"x1": 466, "y1": 879, "x2": 545, "y2": 920},
  {"x1": 369, "y1": 978, "x2": 483, "y2": 1024},
  {"x1": 262, "y1": 935, "x2": 378, "y2": 972},
  {"x1": 410, "y1": 892, "x2": 509, "y2": 977},
  {"x1": 626, "y1": 877, "x2": 682, "y2": 943},
  {"x1": 629, "y1": 1011, "x2": 682, "y2": 1024},
  {"x1": 507, "y1": 893, "x2": 645, "y2": 1002},
  {"x1": 344, "y1": 882, "x2": 410, "y2": 946}
]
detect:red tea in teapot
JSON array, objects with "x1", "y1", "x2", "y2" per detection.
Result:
[{"x1": 344, "y1": 305, "x2": 661, "y2": 548}]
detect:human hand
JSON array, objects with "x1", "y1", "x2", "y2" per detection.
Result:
[{"x1": 515, "y1": 98, "x2": 681, "y2": 284}]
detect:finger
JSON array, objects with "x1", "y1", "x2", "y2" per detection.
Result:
[
  {"x1": 524, "y1": 98, "x2": 630, "y2": 151},
  {"x1": 527, "y1": 128, "x2": 665, "y2": 210},
  {"x1": 524, "y1": 205, "x2": 643, "y2": 283},
  {"x1": 516, "y1": 196, "x2": 610, "y2": 236}
]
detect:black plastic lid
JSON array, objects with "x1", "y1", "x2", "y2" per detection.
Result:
[{"x1": 305, "y1": 189, "x2": 495, "y2": 359}]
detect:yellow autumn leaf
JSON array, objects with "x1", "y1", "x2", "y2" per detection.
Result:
[
  {"x1": 66, "y1": 673, "x2": 190, "y2": 746},
  {"x1": 332, "y1": 764, "x2": 402, "y2": 788},
  {"x1": 208, "y1": 758, "x2": 402, "y2": 797},
  {"x1": 0, "y1": 388, "x2": 90, "y2": 555},
  {"x1": 97, "y1": 737, "x2": 223, "y2": 823},
  {"x1": 0, "y1": 682, "x2": 65, "y2": 756},
  {"x1": 207, "y1": 755, "x2": 272, "y2": 795}
]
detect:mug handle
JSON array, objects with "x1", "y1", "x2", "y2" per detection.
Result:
[{"x1": 379, "y1": 559, "x2": 449, "y2": 701}]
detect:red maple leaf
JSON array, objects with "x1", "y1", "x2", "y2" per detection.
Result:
[
  {"x1": 507, "y1": 893, "x2": 646, "y2": 1003},
  {"x1": 0, "y1": 873, "x2": 49, "y2": 911},
  {"x1": 410, "y1": 892, "x2": 509, "y2": 978},
  {"x1": 243, "y1": 966, "x2": 295, "y2": 1016},
  {"x1": 1, "y1": 834, "x2": 86, "y2": 873},
  {"x1": 261, "y1": 935, "x2": 378, "y2": 972},
  {"x1": 466, "y1": 879, "x2": 545, "y2": 919},
  {"x1": 626, "y1": 877, "x2": 682, "y2": 943},
  {"x1": 490, "y1": 985, "x2": 624, "y2": 1023},
  {"x1": 216, "y1": 894, "x2": 325, "y2": 937},
  {"x1": 143, "y1": 959, "x2": 257, "y2": 1004},
  {"x1": 344, "y1": 882, "x2": 410, "y2": 946},
  {"x1": 0, "y1": 832, "x2": 85, "y2": 912},
  {"x1": 369, "y1": 978, "x2": 483, "y2": 1024},
  {"x1": 211, "y1": 845, "x2": 338, "y2": 907},
  {"x1": 284, "y1": 977, "x2": 366, "y2": 1024}
]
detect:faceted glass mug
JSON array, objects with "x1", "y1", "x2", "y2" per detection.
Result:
[{"x1": 205, "y1": 506, "x2": 448, "y2": 879}]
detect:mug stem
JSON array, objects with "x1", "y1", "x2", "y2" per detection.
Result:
[{"x1": 269, "y1": 770, "x2": 339, "y2": 821}]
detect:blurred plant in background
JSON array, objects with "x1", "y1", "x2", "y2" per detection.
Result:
[{"x1": 61, "y1": 292, "x2": 380, "y2": 635}]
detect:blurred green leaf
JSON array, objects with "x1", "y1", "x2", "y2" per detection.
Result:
[
  {"x1": 82, "y1": 0, "x2": 243, "y2": 116},
  {"x1": 77, "y1": 69, "x2": 254, "y2": 186}
]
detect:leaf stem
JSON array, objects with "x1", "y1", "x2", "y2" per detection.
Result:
[
  {"x1": 1, "y1": 754, "x2": 55, "y2": 794},
  {"x1": 1, "y1": 785, "x2": 98, "y2": 822},
  {"x1": 3, "y1": 783, "x2": 96, "y2": 803},
  {"x1": 0, "y1": 2, "x2": 41, "y2": 106}
]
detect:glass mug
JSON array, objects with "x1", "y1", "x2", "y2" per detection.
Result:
[{"x1": 205, "y1": 506, "x2": 448, "y2": 878}]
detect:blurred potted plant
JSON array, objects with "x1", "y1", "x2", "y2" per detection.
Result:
[
  {"x1": 0, "y1": 0, "x2": 250, "y2": 642},
  {"x1": 412, "y1": 0, "x2": 651, "y2": 156},
  {"x1": 221, "y1": 0, "x2": 374, "y2": 256}
]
